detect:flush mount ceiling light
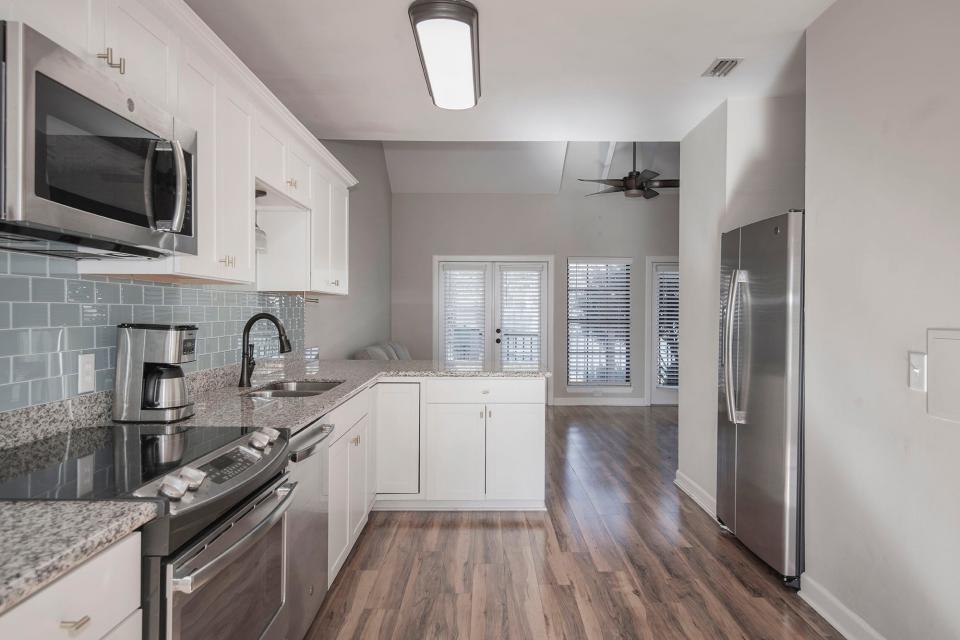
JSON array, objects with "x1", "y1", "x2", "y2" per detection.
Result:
[{"x1": 408, "y1": 0, "x2": 480, "y2": 110}]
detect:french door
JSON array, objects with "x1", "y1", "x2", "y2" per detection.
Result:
[{"x1": 438, "y1": 260, "x2": 548, "y2": 372}]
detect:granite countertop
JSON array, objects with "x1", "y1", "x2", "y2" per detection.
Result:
[
  {"x1": 140, "y1": 357, "x2": 547, "y2": 433},
  {"x1": 0, "y1": 501, "x2": 158, "y2": 616}
]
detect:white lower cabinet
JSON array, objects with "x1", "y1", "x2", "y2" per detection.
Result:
[
  {"x1": 348, "y1": 414, "x2": 369, "y2": 541},
  {"x1": 327, "y1": 431, "x2": 350, "y2": 585},
  {"x1": 102, "y1": 609, "x2": 142, "y2": 640},
  {"x1": 0, "y1": 533, "x2": 141, "y2": 640},
  {"x1": 485, "y1": 404, "x2": 546, "y2": 501},
  {"x1": 426, "y1": 403, "x2": 487, "y2": 500},
  {"x1": 375, "y1": 383, "x2": 420, "y2": 494}
]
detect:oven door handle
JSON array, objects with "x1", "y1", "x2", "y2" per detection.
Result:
[{"x1": 170, "y1": 481, "x2": 297, "y2": 595}]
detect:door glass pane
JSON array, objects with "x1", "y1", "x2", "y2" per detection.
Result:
[
  {"x1": 498, "y1": 267, "x2": 543, "y2": 372},
  {"x1": 35, "y1": 73, "x2": 165, "y2": 228},
  {"x1": 441, "y1": 265, "x2": 486, "y2": 371},
  {"x1": 655, "y1": 266, "x2": 680, "y2": 387}
]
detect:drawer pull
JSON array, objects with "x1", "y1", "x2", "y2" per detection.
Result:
[{"x1": 60, "y1": 615, "x2": 91, "y2": 631}]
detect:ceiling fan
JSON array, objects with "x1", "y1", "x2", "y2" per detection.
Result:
[{"x1": 579, "y1": 142, "x2": 679, "y2": 198}]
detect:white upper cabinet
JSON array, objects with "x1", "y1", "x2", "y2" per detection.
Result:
[
  {"x1": 7, "y1": 0, "x2": 101, "y2": 57},
  {"x1": 285, "y1": 147, "x2": 311, "y2": 206},
  {"x1": 328, "y1": 183, "x2": 350, "y2": 294},
  {"x1": 215, "y1": 81, "x2": 256, "y2": 282},
  {"x1": 255, "y1": 117, "x2": 286, "y2": 192},
  {"x1": 102, "y1": 0, "x2": 179, "y2": 110}
]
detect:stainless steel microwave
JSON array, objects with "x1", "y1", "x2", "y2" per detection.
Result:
[{"x1": 0, "y1": 22, "x2": 197, "y2": 259}]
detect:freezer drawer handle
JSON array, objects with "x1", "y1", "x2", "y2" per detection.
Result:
[{"x1": 170, "y1": 481, "x2": 298, "y2": 594}]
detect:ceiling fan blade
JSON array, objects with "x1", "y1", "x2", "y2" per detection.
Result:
[
  {"x1": 647, "y1": 179, "x2": 679, "y2": 189},
  {"x1": 586, "y1": 186, "x2": 626, "y2": 197},
  {"x1": 642, "y1": 189, "x2": 660, "y2": 199},
  {"x1": 579, "y1": 178, "x2": 625, "y2": 188},
  {"x1": 637, "y1": 169, "x2": 660, "y2": 182}
]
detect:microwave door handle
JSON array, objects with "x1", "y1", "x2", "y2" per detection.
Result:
[
  {"x1": 723, "y1": 269, "x2": 740, "y2": 424},
  {"x1": 170, "y1": 481, "x2": 297, "y2": 595},
  {"x1": 143, "y1": 140, "x2": 158, "y2": 230},
  {"x1": 169, "y1": 139, "x2": 188, "y2": 233}
]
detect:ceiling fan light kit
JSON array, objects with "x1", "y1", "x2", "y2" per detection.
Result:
[
  {"x1": 409, "y1": 0, "x2": 481, "y2": 110},
  {"x1": 579, "y1": 142, "x2": 680, "y2": 199}
]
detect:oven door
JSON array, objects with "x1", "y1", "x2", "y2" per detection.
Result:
[
  {"x1": 4, "y1": 22, "x2": 197, "y2": 256},
  {"x1": 165, "y1": 476, "x2": 296, "y2": 640}
]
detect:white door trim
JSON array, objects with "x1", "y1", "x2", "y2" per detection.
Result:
[
  {"x1": 645, "y1": 256, "x2": 679, "y2": 405},
  {"x1": 432, "y1": 255, "x2": 555, "y2": 404}
]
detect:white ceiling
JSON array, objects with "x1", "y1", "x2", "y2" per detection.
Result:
[
  {"x1": 185, "y1": 0, "x2": 833, "y2": 142},
  {"x1": 383, "y1": 141, "x2": 679, "y2": 194}
]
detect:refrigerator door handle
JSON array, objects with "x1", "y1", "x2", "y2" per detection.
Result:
[{"x1": 724, "y1": 269, "x2": 747, "y2": 424}]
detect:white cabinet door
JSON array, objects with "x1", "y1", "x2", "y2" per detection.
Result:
[
  {"x1": 376, "y1": 383, "x2": 420, "y2": 494},
  {"x1": 9, "y1": 0, "x2": 101, "y2": 58},
  {"x1": 255, "y1": 118, "x2": 285, "y2": 191},
  {"x1": 484, "y1": 403, "x2": 546, "y2": 501},
  {"x1": 173, "y1": 48, "x2": 218, "y2": 279},
  {"x1": 309, "y1": 172, "x2": 333, "y2": 292},
  {"x1": 285, "y1": 147, "x2": 311, "y2": 206},
  {"x1": 215, "y1": 82, "x2": 255, "y2": 282},
  {"x1": 365, "y1": 401, "x2": 377, "y2": 510},
  {"x1": 328, "y1": 183, "x2": 349, "y2": 294},
  {"x1": 103, "y1": 0, "x2": 179, "y2": 110},
  {"x1": 426, "y1": 403, "x2": 485, "y2": 500},
  {"x1": 328, "y1": 430, "x2": 350, "y2": 585},
  {"x1": 348, "y1": 414, "x2": 368, "y2": 541}
]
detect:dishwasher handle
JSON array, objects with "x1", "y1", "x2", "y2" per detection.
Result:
[{"x1": 289, "y1": 423, "x2": 335, "y2": 462}]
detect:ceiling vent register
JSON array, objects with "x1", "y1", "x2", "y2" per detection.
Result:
[{"x1": 702, "y1": 57, "x2": 743, "y2": 77}]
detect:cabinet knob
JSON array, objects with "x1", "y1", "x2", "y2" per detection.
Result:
[
  {"x1": 60, "y1": 615, "x2": 91, "y2": 631},
  {"x1": 287, "y1": 178, "x2": 298, "y2": 189}
]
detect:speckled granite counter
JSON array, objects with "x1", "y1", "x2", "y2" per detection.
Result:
[
  {"x1": 0, "y1": 501, "x2": 158, "y2": 615},
  {"x1": 135, "y1": 357, "x2": 547, "y2": 433}
]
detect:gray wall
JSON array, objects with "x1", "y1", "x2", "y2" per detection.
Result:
[
  {"x1": 802, "y1": 1, "x2": 960, "y2": 637},
  {"x1": 676, "y1": 95, "x2": 806, "y2": 506},
  {"x1": 390, "y1": 142, "x2": 679, "y2": 401},
  {"x1": 0, "y1": 250, "x2": 303, "y2": 412},
  {"x1": 305, "y1": 141, "x2": 391, "y2": 358}
]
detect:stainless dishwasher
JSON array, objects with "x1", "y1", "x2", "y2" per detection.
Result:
[{"x1": 285, "y1": 422, "x2": 335, "y2": 640}]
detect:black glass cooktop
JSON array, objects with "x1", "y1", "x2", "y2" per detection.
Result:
[{"x1": 0, "y1": 425, "x2": 256, "y2": 501}]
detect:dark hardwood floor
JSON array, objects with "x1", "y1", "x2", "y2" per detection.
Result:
[{"x1": 308, "y1": 405, "x2": 838, "y2": 639}]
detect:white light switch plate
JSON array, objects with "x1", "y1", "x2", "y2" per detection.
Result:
[
  {"x1": 78, "y1": 353, "x2": 96, "y2": 394},
  {"x1": 908, "y1": 351, "x2": 927, "y2": 392}
]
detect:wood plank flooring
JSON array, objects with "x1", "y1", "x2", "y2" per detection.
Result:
[{"x1": 308, "y1": 405, "x2": 838, "y2": 640}]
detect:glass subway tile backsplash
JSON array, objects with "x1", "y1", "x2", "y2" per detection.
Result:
[{"x1": 0, "y1": 250, "x2": 304, "y2": 411}]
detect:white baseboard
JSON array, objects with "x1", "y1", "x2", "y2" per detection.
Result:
[
  {"x1": 799, "y1": 575, "x2": 887, "y2": 640},
  {"x1": 673, "y1": 470, "x2": 717, "y2": 517},
  {"x1": 373, "y1": 499, "x2": 546, "y2": 511},
  {"x1": 551, "y1": 396, "x2": 650, "y2": 406}
]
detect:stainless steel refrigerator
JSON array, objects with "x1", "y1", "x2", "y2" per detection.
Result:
[{"x1": 717, "y1": 210, "x2": 804, "y2": 587}]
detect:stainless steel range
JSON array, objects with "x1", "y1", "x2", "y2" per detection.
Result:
[{"x1": 0, "y1": 423, "x2": 292, "y2": 640}]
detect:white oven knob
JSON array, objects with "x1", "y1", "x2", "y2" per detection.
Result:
[
  {"x1": 179, "y1": 466, "x2": 207, "y2": 491},
  {"x1": 258, "y1": 427, "x2": 280, "y2": 443},
  {"x1": 159, "y1": 474, "x2": 189, "y2": 500},
  {"x1": 249, "y1": 431, "x2": 271, "y2": 451}
]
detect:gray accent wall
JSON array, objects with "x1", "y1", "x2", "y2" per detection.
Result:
[
  {"x1": 304, "y1": 141, "x2": 392, "y2": 359},
  {"x1": 390, "y1": 142, "x2": 680, "y2": 402},
  {"x1": 0, "y1": 250, "x2": 304, "y2": 412}
]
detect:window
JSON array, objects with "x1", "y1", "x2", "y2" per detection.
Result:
[
  {"x1": 654, "y1": 266, "x2": 680, "y2": 388},
  {"x1": 567, "y1": 259, "x2": 631, "y2": 386},
  {"x1": 437, "y1": 260, "x2": 548, "y2": 372},
  {"x1": 439, "y1": 263, "x2": 487, "y2": 371}
]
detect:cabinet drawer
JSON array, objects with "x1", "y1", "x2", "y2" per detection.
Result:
[
  {"x1": 425, "y1": 378, "x2": 544, "y2": 404},
  {"x1": 326, "y1": 388, "x2": 371, "y2": 443},
  {"x1": 103, "y1": 609, "x2": 142, "y2": 640},
  {"x1": 0, "y1": 533, "x2": 140, "y2": 640}
]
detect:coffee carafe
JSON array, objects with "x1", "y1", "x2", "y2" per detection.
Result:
[{"x1": 113, "y1": 324, "x2": 198, "y2": 423}]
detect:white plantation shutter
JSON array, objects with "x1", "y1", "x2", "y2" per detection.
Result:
[
  {"x1": 567, "y1": 259, "x2": 632, "y2": 386},
  {"x1": 655, "y1": 267, "x2": 680, "y2": 388},
  {"x1": 440, "y1": 264, "x2": 487, "y2": 371},
  {"x1": 498, "y1": 265, "x2": 544, "y2": 372}
]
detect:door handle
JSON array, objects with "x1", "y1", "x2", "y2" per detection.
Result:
[{"x1": 723, "y1": 269, "x2": 747, "y2": 424}]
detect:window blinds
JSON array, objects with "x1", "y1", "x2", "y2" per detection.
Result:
[
  {"x1": 655, "y1": 267, "x2": 680, "y2": 388},
  {"x1": 567, "y1": 260, "x2": 631, "y2": 385},
  {"x1": 440, "y1": 265, "x2": 486, "y2": 371},
  {"x1": 499, "y1": 266, "x2": 543, "y2": 372}
]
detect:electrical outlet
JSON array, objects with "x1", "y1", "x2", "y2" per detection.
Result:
[
  {"x1": 908, "y1": 351, "x2": 927, "y2": 392},
  {"x1": 78, "y1": 353, "x2": 96, "y2": 394}
]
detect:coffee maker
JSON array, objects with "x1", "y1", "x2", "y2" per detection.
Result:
[{"x1": 113, "y1": 324, "x2": 198, "y2": 422}]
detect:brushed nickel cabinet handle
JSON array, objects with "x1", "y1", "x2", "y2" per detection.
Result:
[
  {"x1": 96, "y1": 47, "x2": 114, "y2": 64},
  {"x1": 111, "y1": 56, "x2": 126, "y2": 74},
  {"x1": 60, "y1": 615, "x2": 91, "y2": 631}
]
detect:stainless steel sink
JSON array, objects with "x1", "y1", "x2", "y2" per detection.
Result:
[{"x1": 244, "y1": 380, "x2": 343, "y2": 399}]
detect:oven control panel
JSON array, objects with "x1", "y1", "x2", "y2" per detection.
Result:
[{"x1": 199, "y1": 448, "x2": 259, "y2": 484}]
